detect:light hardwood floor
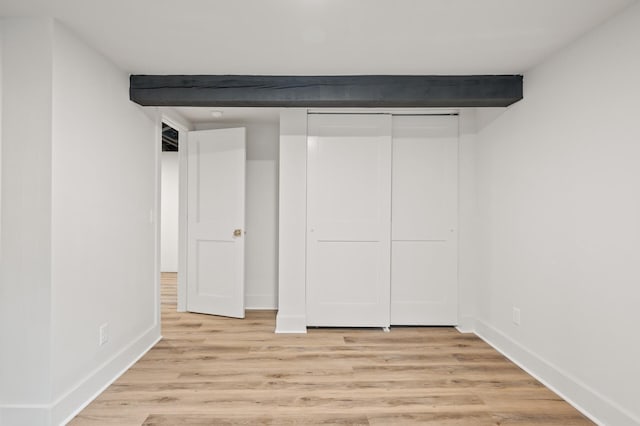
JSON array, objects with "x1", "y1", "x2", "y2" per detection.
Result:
[{"x1": 70, "y1": 273, "x2": 592, "y2": 425}]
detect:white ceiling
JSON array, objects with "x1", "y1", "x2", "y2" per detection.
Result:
[
  {"x1": 3, "y1": 0, "x2": 636, "y2": 125},
  {"x1": 1, "y1": 0, "x2": 635, "y2": 75}
]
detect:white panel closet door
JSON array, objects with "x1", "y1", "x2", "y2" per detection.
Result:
[
  {"x1": 306, "y1": 114, "x2": 392, "y2": 327},
  {"x1": 391, "y1": 115, "x2": 458, "y2": 325}
]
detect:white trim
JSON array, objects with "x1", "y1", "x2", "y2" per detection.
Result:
[
  {"x1": 160, "y1": 113, "x2": 191, "y2": 313},
  {"x1": 153, "y1": 111, "x2": 162, "y2": 328},
  {"x1": 454, "y1": 114, "x2": 462, "y2": 329},
  {"x1": 307, "y1": 108, "x2": 460, "y2": 116},
  {"x1": 0, "y1": 327, "x2": 161, "y2": 425},
  {"x1": 159, "y1": 107, "x2": 192, "y2": 132},
  {"x1": 474, "y1": 320, "x2": 640, "y2": 426},
  {"x1": 275, "y1": 314, "x2": 307, "y2": 334},
  {"x1": 276, "y1": 109, "x2": 309, "y2": 335},
  {"x1": 454, "y1": 110, "x2": 479, "y2": 339},
  {"x1": 177, "y1": 127, "x2": 188, "y2": 312},
  {"x1": 54, "y1": 328, "x2": 161, "y2": 425}
]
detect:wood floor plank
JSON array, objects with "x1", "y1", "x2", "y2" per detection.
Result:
[
  {"x1": 368, "y1": 411, "x2": 497, "y2": 426},
  {"x1": 69, "y1": 272, "x2": 593, "y2": 425},
  {"x1": 141, "y1": 414, "x2": 371, "y2": 425}
]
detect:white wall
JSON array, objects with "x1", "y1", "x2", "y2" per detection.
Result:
[
  {"x1": 0, "y1": 18, "x2": 54, "y2": 424},
  {"x1": 0, "y1": 20, "x2": 3, "y2": 300},
  {"x1": 50, "y1": 22, "x2": 160, "y2": 424},
  {"x1": 0, "y1": 18, "x2": 160, "y2": 425},
  {"x1": 474, "y1": 3, "x2": 640, "y2": 425},
  {"x1": 161, "y1": 151, "x2": 179, "y2": 272},
  {"x1": 194, "y1": 122, "x2": 279, "y2": 309}
]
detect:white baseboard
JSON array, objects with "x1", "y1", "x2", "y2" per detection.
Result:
[
  {"x1": 474, "y1": 320, "x2": 639, "y2": 426},
  {"x1": 275, "y1": 314, "x2": 307, "y2": 334},
  {"x1": 0, "y1": 326, "x2": 160, "y2": 426},
  {"x1": 54, "y1": 325, "x2": 161, "y2": 425}
]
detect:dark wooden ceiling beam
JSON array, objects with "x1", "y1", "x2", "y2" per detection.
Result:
[{"x1": 130, "y1": 75, "x2": 523, "y2": 108}]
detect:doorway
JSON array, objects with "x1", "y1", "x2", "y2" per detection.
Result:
[
  {"x1": 160, "y1": 122, "x2": 179, "y2": 276},
  {"x1": 158, "y1": 117, "x2": 189, "y2": 313},
  {"x1": 158, "y1": 109, "x2": 281, "y2": 320}
]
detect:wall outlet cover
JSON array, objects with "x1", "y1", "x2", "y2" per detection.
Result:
[{"x1": 99, "y1": 323, "x2": 109, "y2": 346}]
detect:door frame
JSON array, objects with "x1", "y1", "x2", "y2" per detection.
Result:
[
  {"x1": 159, "y1": 111, "x2": 192, "y2": 313},
  {"x1": 277, "y1": 108, "x2": 464, "y2": 333}
]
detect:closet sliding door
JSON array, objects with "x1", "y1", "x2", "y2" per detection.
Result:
[
  {"x1": 306, "y1": 114, "x2": 392, "y2": 327},
  {"x1": 391, "y1": 116, "x2": 459, "y2": 325}
]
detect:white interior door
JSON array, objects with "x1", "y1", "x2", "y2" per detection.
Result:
[
  {"x1": 306, "y1": 114, "x2": 392, "y2": 327},
  {"x1": 186, "y1": 128, "x2": 246, "y2": 318},
  {"x1": 391, "y1": 115, "x2": 458, "y2": 325}
]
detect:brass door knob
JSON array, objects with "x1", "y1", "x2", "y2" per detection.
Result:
[{"x1": 233, "y1": 229, "x2": 243, "y2": 237}]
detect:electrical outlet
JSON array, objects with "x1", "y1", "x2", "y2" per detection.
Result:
[
  {"x1": 99, "y1": 323, "x2": 109, "y2": 346},
  {"x1": 513, "y1": 307, "x2": 521, "y2": 326}
]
